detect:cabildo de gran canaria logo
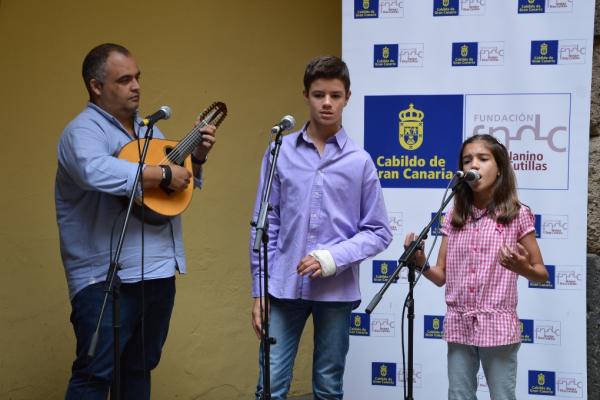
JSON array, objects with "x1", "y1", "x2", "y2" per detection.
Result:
[
  {"x1": 528, "y1": 370, "x2": 556, "y2": 395},
  {"x1": 372, "y1": 362, "x2": 396, "y2": 386},
  {"x1": 434, "y1": 0, "x2": 485, "y2": 16},
  {"x1": 355, "y1": 0, "x2": 405, "y2": 18},
  {"x1": 531, "y1": 40, "x2": 559, "y2": 64},
  {"x1": 399, "y1": 104, "x2": 424, "y2": 150},
  {"x1": 424, "y1": 315, "x2": 444, "y2": 339},
  {"x1": 374, "y1": 44, "x2": 399, "y2": 68},
  {"x1": 452, "y1": 42, "x2": 478, "y2": 66},
  {"x1": 373, "y1": 260, "x2": 401, "y2": 283},
  {"x1": 519, "y1": 0, "x2": 574, "y2": 14},
  {"x1": 433, "y1": 0, "x2": 459, "y2": 16},
  {"x1": 349, "y1": 312, "x2": 370, "y2": 336},
  {"x1": 430, "y1": 212, "x2": 447, "y2": 236},
  {"x1": 518, "y1": 0, "x2": 545, "y2": 13},
  {"x1": 355, "y1": 0, "x2": 378, "y2": 18},
  {"x1": 365, "y1": 95, "x2": 463, "y2": 188}
]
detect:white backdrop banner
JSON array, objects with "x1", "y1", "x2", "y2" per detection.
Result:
[{"x1": 342, "y1": 1, "x2": 593, "y2": 398}]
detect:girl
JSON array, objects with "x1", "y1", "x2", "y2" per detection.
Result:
[{"x1": 405, "y1": 134, "x2": 548, "y2": 400}]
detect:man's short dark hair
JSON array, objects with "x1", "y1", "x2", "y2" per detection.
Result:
[
  {"x1": 82, "y1": 43, "x2": 131, "y2": 96},
  {"x1": 303, "y1": 56, "x2": 351, "y2": 93}
]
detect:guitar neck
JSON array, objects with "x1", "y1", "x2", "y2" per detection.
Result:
[{"x1": 167, "y1": 121, "x2": 208, "y2": 165}]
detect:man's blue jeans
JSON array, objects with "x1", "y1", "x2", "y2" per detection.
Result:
[
  {"x1": 65, "y1": 277, "x2": 175, "y2": 400},
  {"x1": 255, "y1": 297, "x2": 354, "y2": 400}
]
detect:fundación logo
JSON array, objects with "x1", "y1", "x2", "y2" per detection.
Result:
[
  {"x1": 520, "y1": 319, "x2": 562, "y2": 345},
  {"x1": 478, "y1": 42, "x2": 505, "y2": 66},
  {"x1": 529, "y1": 265, "x2": 584, "y2": 290},
  {"x1": 398, "y1": 364, "x2": 423, "y2": 388},
  {"x1": 398, "y1": 43, "x2": 424, "y2": 67},
  {"x1": 558, "y1": 40, "x2": 587, "y2": 64},
  {"x1": 371, "y1": 313, "x2": 397, "y2": 337},
  {"x1": 380, "y1": 0, "x2": 405, "y2": 18},
  {"x1": 464, "y1": 93, "x2": 570, "y2": 190},
  {"x1": 534, "y1": 214, "x2": 570, "y2": 239},
  {"x1": 388, "y1": 212, "x2": 404, "y2": 237}
]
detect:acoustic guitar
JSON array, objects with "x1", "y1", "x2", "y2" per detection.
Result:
[{"x1": 118, "y1": 101, "x2": 227, "y2": 224}]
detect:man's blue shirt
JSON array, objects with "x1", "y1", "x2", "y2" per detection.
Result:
[{"x1": 56, "y1": 103, "x2": 195, "y2": 299}]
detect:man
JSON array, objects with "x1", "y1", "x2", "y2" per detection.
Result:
[
  {"x1": 55, "y1": 43, "x2": 217, "y2": 399},
  {"x1": 249, "y1": 56, "x2": 392, "y2": 400}
]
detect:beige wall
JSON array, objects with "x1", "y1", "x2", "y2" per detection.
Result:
[{"x1": 0, "y1": 1, "x2": 341, "y2": 398}]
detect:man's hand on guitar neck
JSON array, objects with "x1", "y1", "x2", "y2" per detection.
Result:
[
  {"x1": 191, "y1": 124, "x2": 217, "y2": 175},
  {"x1": 143, "y1": 165, "x2": 192, "y2": 192}
]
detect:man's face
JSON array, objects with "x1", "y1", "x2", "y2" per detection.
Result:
[
  {"x1": 303, "y1": 78, "x2": 350, "y2": 130},
  {"x1": 91, "y1": 51, "x2": 140, "y2": 118}
]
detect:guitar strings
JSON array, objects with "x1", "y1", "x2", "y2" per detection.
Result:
[
  {"x1": 155, "y1": 106, "x2": 224, "y2": 166},
  {"x1": 163, "y1": 107, "x2": 224, "y2": 165}
]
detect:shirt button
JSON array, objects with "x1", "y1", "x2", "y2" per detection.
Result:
[{"x1": 469, "y1": 287, "x2": 475, "y2": 293}]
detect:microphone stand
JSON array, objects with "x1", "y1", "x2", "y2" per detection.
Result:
[
  {"x1": 87, "y1": 123, "x2": 156, "y2": 400},
  {"x1": 365, "y1": 176, "x2": 465, "y2": 400},
  {"x1": 251, "y1": 131, "x2": 284, "y2": 400}
]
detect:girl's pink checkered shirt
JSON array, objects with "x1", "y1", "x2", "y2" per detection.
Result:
[{"x1": 440, "y1": 205, "x2": 535, "y2": 347}]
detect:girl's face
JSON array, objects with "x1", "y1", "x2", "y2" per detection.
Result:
[{"x1": 461, "y1": 141, "x2": 499, "y2": 198}]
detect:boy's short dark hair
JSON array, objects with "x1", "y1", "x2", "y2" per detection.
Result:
[
  {"x1": 82, "y1": 43, "x2": 131, "y2": 96},
  {"x1": 303, "y1": 56, "x2": 350, "y2": 93}
]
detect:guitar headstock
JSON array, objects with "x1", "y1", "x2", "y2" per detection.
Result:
[{"x1": 198, "y1": 101, "x2": 228, "y2": 128}]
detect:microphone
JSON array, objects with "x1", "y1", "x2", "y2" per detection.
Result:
[
  {"x1": 457, "y1": 170, "x2": 481, "y2": 182},
  {"x1": 140, "y1": 106, "x2": 172, "y2": 127},
  {"x1": 271, "y1": 115, "x2": 296, "y2": 134}
]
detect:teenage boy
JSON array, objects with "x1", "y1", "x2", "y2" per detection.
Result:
[{"x1": 249, "y1": 55, "x2": 392, "y2": 400}]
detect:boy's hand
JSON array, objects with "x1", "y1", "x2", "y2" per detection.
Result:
[
  {"x1": 297, "y1": 255, "x2": 323, "y2": 279},
  {"x1": 251, "y1": 297, "x2": 268, "y2": 340}
]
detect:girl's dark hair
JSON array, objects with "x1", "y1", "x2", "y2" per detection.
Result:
[
  {"x1": 452, "y1": 134, "x2": 520, "y2": 228},
  {"x1": 303, "y1": 56, "x2": 350, "y2": 93}
]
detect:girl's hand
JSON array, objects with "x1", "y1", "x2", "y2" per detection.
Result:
[
  {"x1": 499, "y1": 243, "x2": 530, "y2": 274},
  {"x1": 404, "y1": 232, "x2": 426, "y2": 267}
]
